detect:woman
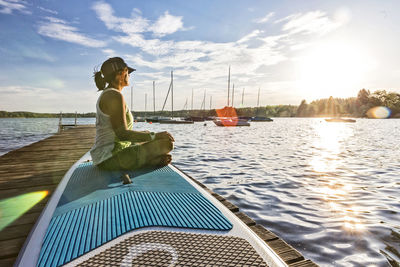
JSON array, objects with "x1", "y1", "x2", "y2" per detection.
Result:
[{"x1": 90, "y1": 57, "x2": 174, "y2": 172}]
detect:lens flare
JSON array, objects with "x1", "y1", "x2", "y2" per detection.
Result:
[
  {"x1": 216, "y1": 106, "x2": 239, "y2": 126},
  {"x1": 0, "y1": 191, "x2": 48, "y2": 231},
  {"x1": 367, "y1": 106, "x2": 391, "y2": 119}
]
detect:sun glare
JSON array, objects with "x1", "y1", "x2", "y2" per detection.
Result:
[
  {"x1": 306, "y1": 122, "x2": 365, "y2": 232},
  {"x1": 0, "y1": 191, "x2": 48, "y2": 231},
  {"x1": 296, "y1": 42, "x2": 375, "y2": 99},
  {"x1": 367, "y1": 106, "x2": 391, "y2": 119}
]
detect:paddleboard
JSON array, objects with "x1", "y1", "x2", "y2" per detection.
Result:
[{"x1": 15, "y1": 152, "x2": 294, "y2": 267}]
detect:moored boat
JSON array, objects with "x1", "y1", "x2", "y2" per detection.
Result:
[
  {"x1": 251, "y1": 116, "x2": 273, "y2": 122},
  {"x1": 159, "y1": 118, "x2": 194, "y2": 124},
  {"x1": 325, "y1": 118, "x2": 356, "y2": 123},
  {"x1": 184, "y1": 116, "x2": 205, "y2": 122},
  {"x1": 213, "y1": 117, "x2": 250, "y2": 127}
]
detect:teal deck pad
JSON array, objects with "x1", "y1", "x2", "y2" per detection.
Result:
[
  {"x1": 38, "y1": 163, "x2": 232, "y2": 266},
  {"x1": 56, "y1": 163, "x2": 199, "y2": 216}
]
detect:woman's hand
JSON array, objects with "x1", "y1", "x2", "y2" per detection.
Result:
[{"x1": 155, "y1": 131, "x2": 175, "y2": 142}]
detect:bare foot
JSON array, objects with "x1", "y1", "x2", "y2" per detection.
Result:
[
  {"x1": 137, "y1": 139, "x2": 173, "y2": 168},
  {"x1": 121, "y1": 173, "x2": 132, "y2": 184},
  {"x1": 147, "y1": 154, "x2": 172, "y2": 168}
]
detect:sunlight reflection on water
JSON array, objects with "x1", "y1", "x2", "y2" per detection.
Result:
[{"x1": 307, "y1": 121, "x2": 366, "y2": 234}]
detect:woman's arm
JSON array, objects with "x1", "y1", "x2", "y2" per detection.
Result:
[{"x1": 100, "y1": 90, "x2": 152, "y2": 142}]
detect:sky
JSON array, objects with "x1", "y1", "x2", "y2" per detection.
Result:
[{"x1": 0, "y1": 0, "x2": 399, "y2": 113}]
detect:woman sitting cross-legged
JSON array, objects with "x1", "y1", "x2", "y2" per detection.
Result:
[{"x1": 90, "y1": 57, "x2": 174, "y2": 172}]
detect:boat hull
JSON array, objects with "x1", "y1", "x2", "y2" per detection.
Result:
[
  {"x1": 325, "y1": 118, "x2": 356, "y2": 123},
  {"x1": 213, "y1": 118, "x2": 250, "y2": 127},
  {"x1": 251, "y1": 116, "x2": 273, "y2": 122},
  {"x1": 159, "y1": 119, "x2": 194, "y2": 124}
]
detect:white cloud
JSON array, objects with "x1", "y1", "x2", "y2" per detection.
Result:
[
  {"x1": 0, "y1": 0, "x2": 31, "y2": 14},
  {"x1": 149, "y1": 11, "x2": 185, "y2": 37},
  {"x1": 115, "y1": 34, "x2": 174, "y2": 56},
  {"x1": 279, "y1": 11, "x2": 342, "y2": 35},
  {"x1": 132, "y1": 8, "x2": 141, "y2": 15},
  {"x1": 237, "y1": 30, "x2": 263, "y2": 44},
  {"x1": 38, "y1": 17, "x2": 107, "y2": 48},
  {"x1": 92, "y1": 2, "x2": 188, "y2": 38},
  {"x1": 253, "y1": 12, "x2": 275, "y2": 24},
  {"x1": 102, "y1": 48, "x2": 116, "y2": 57},
  {"x1": 92, "y1": 1, "x2": 149, "y2": 34},
  {"x1": 37, "y1": 6, "x2": 58, "y2": 15}
]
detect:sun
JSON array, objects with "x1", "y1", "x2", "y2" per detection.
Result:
[{"x1": 296, "y1": 41, "x2": 375, "y2": 100}]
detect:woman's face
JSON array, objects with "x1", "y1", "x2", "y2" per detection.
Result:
[{"x1": 116, "y1": 67, "x2": 130, "y2": 88}]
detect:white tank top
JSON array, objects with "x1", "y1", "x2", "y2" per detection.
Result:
[{"x1": 90, "y1": 88, "x2": 133, "y2": 165}]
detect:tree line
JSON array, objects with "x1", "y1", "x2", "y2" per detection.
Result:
[
  {"x1": 295, "y1": 89, "x2": 400, "y2": 118},
  {"x1": 1, "y1": 89, "x2": 399, "y2": 118},
  {"x1": 0, "y1": 111, "x2": 96, "y2": 118}
]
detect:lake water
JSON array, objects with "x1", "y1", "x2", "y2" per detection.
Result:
[{"x1": 1, "y1": 117, "x2": 399, "y2": 266}]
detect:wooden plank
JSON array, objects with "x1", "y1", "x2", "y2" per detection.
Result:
[
  {"x1": 0, "y1": 257, "x2": 17, "y2": 267},
  {"x1": 6, "y1": 212, "x2": 42, "y2": 228},
  {"x1": 0, "y1": 185, "x2": 56, "y2": 200},
  {"x1": 0, "y1": 237, "x2": 26, "y2": 259},
  {"x1": 289, "y1": 259, "x2": 319, "y2": 267},
  {"x1": 250, "y1": 224, "x2": 279, "y2": 242},
  {"x1": 267, "y1": 238, "x2": 304, "y2": 264},
  {"x1": 0, "y1": 171, "x2": 66, "y2": 185},
  {"x1": 235, "y1": 212, "x2": 256, "y2": 226},
  {"x1": 0, "y1": 127, "x2": 95, "y2": 265},
  {"x1": 0, "y1": 224, "x2": 34, "y2": 241}
]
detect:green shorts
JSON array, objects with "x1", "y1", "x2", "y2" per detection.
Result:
[{"x1": 98, "y1": 139, "x2": 173, "y2": 171}]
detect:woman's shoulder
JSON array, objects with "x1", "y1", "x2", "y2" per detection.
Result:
[
  {"x1": 100, "y1": 88, "x2": 124, "y2": 106},
  {"x1": 101, "y1": 88, "x2": 122, "y2": 98}
]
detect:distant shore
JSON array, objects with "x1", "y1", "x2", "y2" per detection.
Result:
[{"x1": 1, "y1": 109, "x2": 399, "y2": 119}]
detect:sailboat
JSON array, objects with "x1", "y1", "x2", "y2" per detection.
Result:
[
  {"x1": 185, "y1": 89, "x2": 207, "y2": 122},
  {"x1": 159, "y1": 71, "x2": 194, "y2": 124},
  {"x1": 251, "y1": 87, "x2": 273, "y2": 122},
  {"x1": 213, "y1": 66, "x2": 250, "y2": 127},
  {"x1": 146, "y1": 81, "x2": 161, "y2": 123}
]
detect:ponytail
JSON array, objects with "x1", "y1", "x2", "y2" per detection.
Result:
[{"x1": 94, "y1": 71, "x2": 106, "y2": 91}]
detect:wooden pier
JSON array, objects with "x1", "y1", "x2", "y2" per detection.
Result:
[
  {"x1": 0, "y1": 125, "x2": 316, "y2": 266},
  {"x1": 0, "y1": 126, "x2": 96, "y2": 266}
]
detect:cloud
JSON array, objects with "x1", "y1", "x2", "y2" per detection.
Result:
[
  {"x1": 37, "y1": 6, "x2": 58, "y2": 15},
  {"x1": 92, "y1": 1, "x2": 188, "y2": 37},
  {"x1": 237, "y1": 30, "x2": 263, "y2": 44},
  {"x1": 38, "y1": 16, "x2": 107, "y2": 48},
  {"x1": 92, "y1": 1, "x2": 149, "y2": 34},
  {"x1": 0, "y1": 0, "x2": 31, "y2": 14},
  {"x1": 278, "y1": 11, "x2": 342, "y2": 35},
  {"x1": 102, "y1": 48, "x2": 116, "y2": 57},
  {"x1": 149, "y1": 11, "x2": 186, "y2": 37},
  {"x1": 253, "y1": 12, "x2": 275, "y2": 24}
]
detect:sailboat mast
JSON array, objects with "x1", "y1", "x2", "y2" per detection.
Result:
[
  {"x1": 257, "y1": 87, "x2": 260, "y2": 107},
  {"x1": 203, "y1": 89, "x2": 206, "y2": 112},
  {"x1": 191, "y1": 88, "x2": 194, "y2": 111},
  {"x1": 171, "y1": 71, "x2": 174, "y2": 118},
  {"x1": 242, "y1": 88, "x2": 244, "y2": 106},
  {"x1": 153, "y1": 81, "x2": 155, "y2": 115},
  {"x1": 130, "y1": 86, "x2": 133, "y2": 112},
  {"x1": 232, "y1": 84, "x2": 235, "y2": 107},
  {"x1": 145, "y1": 93, "x2": 147, "y2": 118},
  {"x1": 210, "y1": 95, "x2": 212, "y2": 110},
  {"x1": 227, "y1": 66, "x2": 230, "y2": 107}
]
